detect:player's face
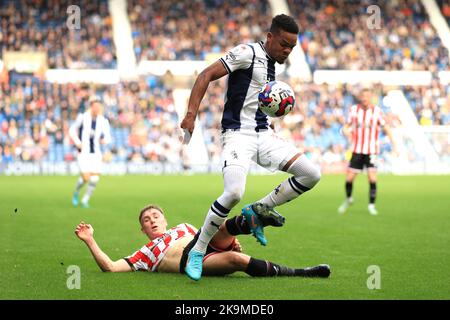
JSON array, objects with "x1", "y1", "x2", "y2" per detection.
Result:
[
  {"x1": 140, "y1": 209, "x2": 168, "y2": 239},
  {"x1": 266, "y1": 30, "x2": 297, "y2": 64},
  {"x1": 90, "y1": 102, "x2": 102, "y2": 117},
  {"x1": 360, "y1": 91, "x2": 372, "y2": 107}
]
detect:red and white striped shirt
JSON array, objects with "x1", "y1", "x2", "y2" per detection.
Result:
[
  {"x1": 347, "y1": 104, "x2": 386, "y2": 155},
  {"x1": 125, "y1": 223, "x2": 197, "y2": 272}
]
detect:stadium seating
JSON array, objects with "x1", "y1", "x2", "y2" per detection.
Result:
[
  {"x1": 289, "y1": 0, "x2": 449, "y2": 71},
  {"x1": 128, "y1": 0, "x2": 272, "y2": 61},
  {"x1": 1, "y1": 0, "x2": 449, "y2": 173},
  {"x1": 0, "y1": 0, "x2": 116, "y2": 69}
]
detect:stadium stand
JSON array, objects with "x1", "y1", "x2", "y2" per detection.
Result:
[
  {"x1": 128, "y1": 0, "x2": 272, "y2": 61},
  {"x1": 289, "y1": 0, "x2": 449, "y2": 71},
  {"x1": 0, "y1": 0, "x2": 116, "y2": 69},
  {"x1": 1, "y1": 0, "x2": 449, "y2": 174}
]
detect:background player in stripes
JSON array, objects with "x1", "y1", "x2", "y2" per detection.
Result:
[
  {"x1": 69, "y1": 96, "x2": 111, "y2": 208},
  {"x1": 338, "y1": 89, "x2": 397, "y2": 215},
  {"x1": 74, "y1": 204, "x2": 330, "y2": 278},
  {"x1": 180, "y1": 14, "x2": 321, "y2": 281}
]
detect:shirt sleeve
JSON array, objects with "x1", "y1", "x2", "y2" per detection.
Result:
[
  {"x1": 219, "y1": 44, "x2": 254, "y2": 73},
  {"x1": 183, "y1": 223, "x2": 198, "y2": 236},
  {"x1": 68, "y1": 113, "x2": 83, "y2": 146},
  {"x1": 101, "y1": 118, "x2": 112, "y2": 145},
  {"x1": 124, "y1": 246, "x2": 150, "y2": 272}
]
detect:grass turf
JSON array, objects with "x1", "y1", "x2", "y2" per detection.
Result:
[{"x1": 0, "y1": 174, "x2": 449, "y2": 300}]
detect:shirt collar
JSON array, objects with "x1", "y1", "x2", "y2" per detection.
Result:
[{"x1": 259, "y1": 41, "x2": 276, "y2": 62}]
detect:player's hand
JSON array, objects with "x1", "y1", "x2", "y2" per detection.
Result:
[
  {"x1": 75, "y1": 221, "x2": 94, "y2": 242},
  {"x1": 232, "y1": 239, "x2": 243, "y2": 252},
  {"x1": 75, "y1": 142, "x2": 82, "y2": 152},
  {"x1": 180, "y1": 114, "x2": 195, "y2": 135},
  {"x1": 391, "y1": 148, "x2": 400, "y2": 157}
]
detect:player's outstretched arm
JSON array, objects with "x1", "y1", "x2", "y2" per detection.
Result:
[
  {"x1": 75, "y1": 222, "x2": 131, "y2": 272},
  {"x1": 180, "y1": 60, "x2": 228, "y2": 134}
]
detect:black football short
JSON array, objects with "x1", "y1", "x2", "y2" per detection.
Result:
[{"x1": 349, "y1": 153, "x2": 377, "y2": 171}]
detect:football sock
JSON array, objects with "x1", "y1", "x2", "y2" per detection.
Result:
[
  {"x1": 346, "y1": 181, "x2": 353, "y2": 199},
  {"x1": 74, "y1": 176, "x2": 86, "y2": 193},
  {"x1": 192, "y1": 201, "x2": 230, "y2": 254},
  {"x1": 82, "y1": 175, "x2": 99, "y2": 204},
  {"x1": 191, "y1": 166, "x2": 247, "y2": 254},
  {"x1": 225, "y1": 216, "x2": 251, "y2": 235},
  {"x1": 369, "y1": 182, "x2": 377, "y2": 204},
  {"x1": 258, "y1": 155, "x2": 321, "y2": 208},
  {"x1": 245, "y1": 257, "x2": 296, "y2": 277}
]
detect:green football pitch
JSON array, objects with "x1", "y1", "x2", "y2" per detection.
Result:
[{"x1": 1, "y1": 174, "x2": 449, "y2": 300}]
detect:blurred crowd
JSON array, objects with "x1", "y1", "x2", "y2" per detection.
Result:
[
  {"x1": 0, "y1": 0, "x2": 116, "y2": 69},
  {"x1": 0, "y1": 73, "x2": 401, "y2": 168},
  {"x1": 0, "y1": 74, "x2": 181, "y2": 164},
  {"x1": 1, "y1": 0, "x2": 450, "y2": 168},
  {"x1": 128, "y1": 0, "x2": 271, "y2": 61},
  {"x1": 291, "y1": 0, "x2": 449, "y2": 72},
  {"x1": 403, "y1": 80, "x2": 450, "y2": 125}
]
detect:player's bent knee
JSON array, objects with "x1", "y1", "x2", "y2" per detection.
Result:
[
  {"x1": 228, "y1": 252, "x2": 249, "y2": 269},
  {"x1": 310, "y1": 167, "x2": 321, "y2": 186},
  {"x1": 222, "y1": 187, "x2": 244, "y2": 207}
]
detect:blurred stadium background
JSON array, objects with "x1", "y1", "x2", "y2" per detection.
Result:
[
  {"x1": 1, "y1": 0, "x2": 450, "y2": 300},
  {"x1": 1, "y1": 0, "x2": 450, "y2": 176}
]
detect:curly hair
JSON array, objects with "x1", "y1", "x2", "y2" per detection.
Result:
[{"x1": 270, "y1": 14, "x2": 299, "y2": 34}]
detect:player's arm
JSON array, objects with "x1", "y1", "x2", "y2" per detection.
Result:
[
  {"x1": 75, "y1": 222, "x2": 131, "y2": 272},
  {"x1": 69, "y1": 114, "x2": 83, "y2": 151},
  {"x1": 180, "y1": 60, "x2": 228, "y2": 134},
  {"x1": 379, "y1": 111, "x2": 398, "y2": 155},
  {"x1": 383, "y1": 125, "x2": 398, "y2": 155},
  {"x1": 342, "y1": 123, "x2": 353, "y2": 146},
  {"x1": 101, "y1": 119, "x2": 112, "y2": 145}
]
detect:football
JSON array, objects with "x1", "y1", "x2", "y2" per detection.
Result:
[{"x1": 258, "y1": 80, "x2": 296, "y2": 117}]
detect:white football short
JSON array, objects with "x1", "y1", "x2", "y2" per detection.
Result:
[
  {"x1": 77, "y1": 153, "x2": 103, "y2": 174},
  {"x1": 220, "y1": 129, "x2": 299, "y2": 172}
]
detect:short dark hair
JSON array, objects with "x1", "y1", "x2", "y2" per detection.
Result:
[
  {"x1": 270, "y1": 14, "x2": 299, "y2": 35},
  {"x1": 139, "y1": 204, "x2": 164, "y2": 225}
]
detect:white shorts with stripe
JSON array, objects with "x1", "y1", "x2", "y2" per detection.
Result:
[
  {"x1": 77, "y1": 153, "x2": 103, "y2": 174},
  {"x1": 221, "y1": 129, "x2": 299, "y2": 172}
]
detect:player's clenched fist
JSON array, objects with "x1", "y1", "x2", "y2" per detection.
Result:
[{"x1": 180, "y1": 113, "x2": 195, "y2": 135}]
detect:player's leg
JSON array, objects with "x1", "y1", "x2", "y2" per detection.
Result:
[
  {"x1": 367, "y1": 164, "x2": 378, "y2": 215},
  {"x1": 338, "y1": 169, "x2": 358, "y2": 214},
  {"x1": 338, "y1": 153, "x2": 362, "y2": 214},
  {"x1": 211, "y1": 210, "x2": 286, "y2": 250},
  {"x1": 258, "y1": 152, "x2": 321, "y2": 207},
  {"x1": 202, "y1": 251, "x2": 331, "y2": 278},
  {"x1": 73, "y1": 172, "x2": 90, "y2": 206},
  {"x1": 81, "y1": 173, "x2": 100, "y2": 208},
  {"x1": 73, "y1": 154, "x2": 90, "y2": 206},
  {"x1": 185, "y1": 165, "x2": 248, "y2": 280},
  {"x1": 209, "y1": 217, "x2": 250, "y2": 250},
  {"x1": 185, "y1": 132, "x2": 254, "y2": 281},
  {"x1": 244, "y1": 153, "x2": 321, "y2": 244},
  {"x1": 242, "y1": 134, "x2": 321, "y2": 245}
]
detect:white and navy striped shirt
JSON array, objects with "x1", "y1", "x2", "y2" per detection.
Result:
[
  {"x1": 69, "y1": 111, "x2": 111, "y2": 155},
  {"x1": 219, "y1": 41, "x2": 276, "y2": 131}
]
